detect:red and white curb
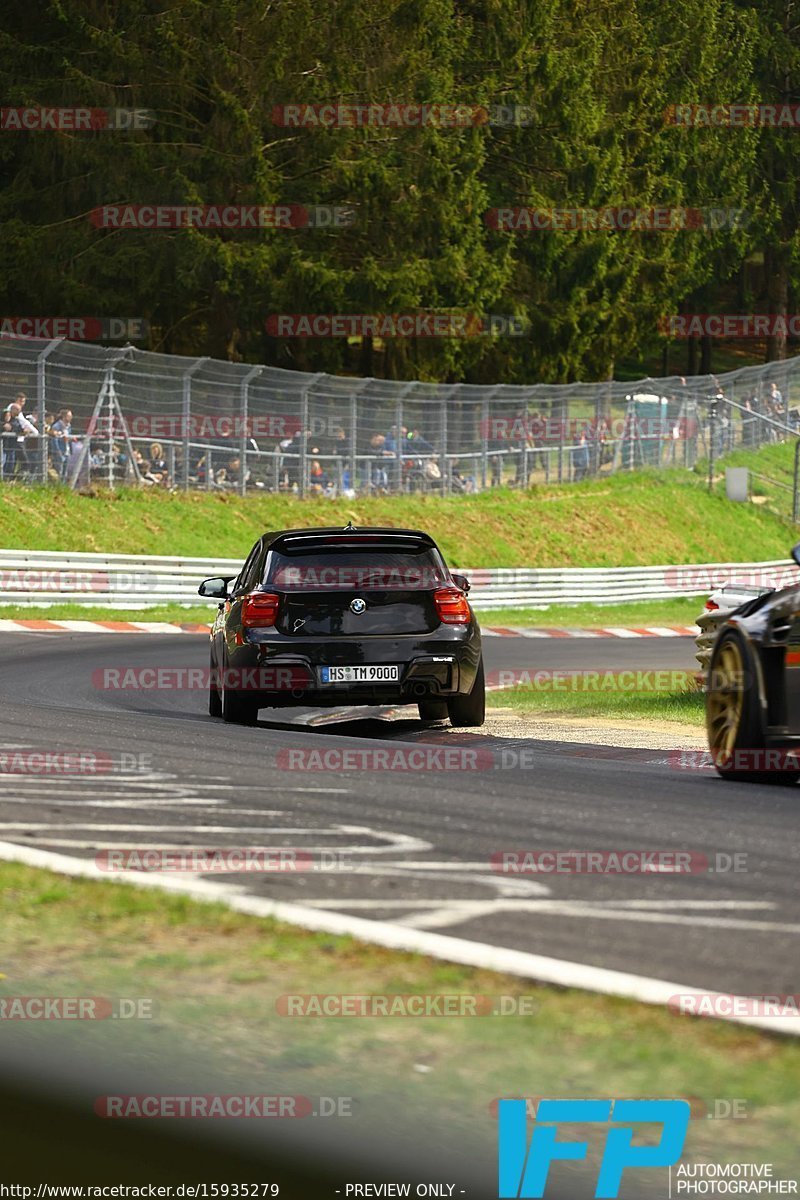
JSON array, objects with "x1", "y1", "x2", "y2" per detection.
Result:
[
  {"x1": 0, "y1": 618, "x2": 211, "y2": 635},
  {"x1": 481, "y1": 625, "x2": 700, "y2": 638},
  {"x1": 0, "y1": 618, "x2": 700, "y2": 637}
]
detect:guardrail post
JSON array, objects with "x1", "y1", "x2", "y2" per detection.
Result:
[
  {"x1": 182, "y1": 358, "x2": 208, "y2": 491},
  {"x1": 239, "y1": 365, "x2": 262, "y2": 496},
  {"x1": 36, "y1": 338, "x2": 63, "y2": 483}
]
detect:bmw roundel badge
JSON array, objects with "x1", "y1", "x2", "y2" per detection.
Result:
[{"x1": 350, "y1": 597, "x2": 367, "y2": 614}]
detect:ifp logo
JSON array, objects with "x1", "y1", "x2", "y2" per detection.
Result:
[{"x1": 498, "y1": 1098, "x2": 690, "y2": 1197}]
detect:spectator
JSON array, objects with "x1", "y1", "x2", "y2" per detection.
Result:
[
  {"x1": 308, "y1": 459, "x2": 330, "y2": 493},
  {"x1": 133, "y1": 448, "x2": 155, "y2": 484},
  {"x1": 368, "y1": 433, "x2": 393, "y2": 491},
  {"x1": 49, "y1": 408, "x2": 75, "y2": 482},
  {"x1": 2, "y1": 391, "x2": 29, "y2": 426},
  {"x1": 384, "y1": 424, "x2": 408, "y2": 455},
  {"x1": 571, "y1": 433, "x2": 590, "y2": 481},
  {"x1": 770, "y1": 384, "x2": 786, "y2": 439},
  {"x1": 222, "y1": 454, "x2": 251, "y2": 490},
  {"x1": 146, "y1": 441, "x2": 169, "y2": 485},
  {"x1": 406, "y1": 428, "x2": 435, "y2": 455},
  {"x1": 1, "y1": 404, "x2": 22, "y2": 478},
  {"x1": 451, "y1": 461, "x2": 476, "y2": 493},
  {"x1": 2, "y1": 401, "x2": 37, "y2": 479}
]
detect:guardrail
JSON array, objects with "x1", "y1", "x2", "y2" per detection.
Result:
[{"x1": 0, "y1": 550, "x2": 797, "y2": 610}]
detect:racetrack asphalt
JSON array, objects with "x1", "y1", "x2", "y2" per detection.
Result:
[{"x1": 0, "y1": 628, "x2": 797, "y2": 1004}]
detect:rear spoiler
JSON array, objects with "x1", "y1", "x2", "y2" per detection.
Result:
[{"x1": 270, "y1": 530, "x2": 437, "y2": 555}]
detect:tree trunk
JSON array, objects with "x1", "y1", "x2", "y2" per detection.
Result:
[
  {"x1": 766, "y1": 244, "x2": 790, "y2": 361},
  {"x1": 699, "y1": 334, "x2": 711, "y2": 375}
]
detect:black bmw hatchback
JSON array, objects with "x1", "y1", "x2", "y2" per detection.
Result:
[{"x1": 199, "y1": 525, "x2": 484, "y2": 727}]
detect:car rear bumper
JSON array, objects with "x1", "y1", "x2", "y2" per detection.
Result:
[{"x1": 216, "y1": 628, "x2": 481, "y2": 707}]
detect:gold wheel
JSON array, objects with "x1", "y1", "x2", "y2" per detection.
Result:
[{"x1": 706, "y1": 636, "x2": 744, "y2": 764}]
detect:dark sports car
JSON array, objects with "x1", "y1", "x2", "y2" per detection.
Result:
[
  {"x1": 199, "y1": 524, "x2": 484, "y2": 727},
  {"x1": 705, "y1": 541, "x2": 800, "y2": 782}
]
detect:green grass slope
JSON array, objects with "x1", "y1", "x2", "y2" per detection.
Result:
[{"x1": 0, "y1": 469, "x2": 795, "y2": 566}]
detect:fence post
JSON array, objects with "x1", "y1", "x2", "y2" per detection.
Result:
[
  {"x1": 182, "y1": 357, "x2": 208, "y2": 491},
  {"x1": 440, "y1": 390, "x2": 449, "y2": 494},
  {"x1": 106, "y1": 379, "x2": 115, "y2": 490},
  {"x1": 350, "y1": 390, "x2": 358, "y2": 493},
  {"x1": 36, "y1": 338, "x2": 63, "y2": 483},
  {"x1": 299, "y1": 374, "x2": 325, "y2": 498},
  {"x1": 348, "y1": 378, "x2": 371, "y2": 495},
  {"x1": 239, "y1": 365, "x2": 262, "y2": 496},
  {"x1": 392, "y1": 382, "x2": 416, "y2": 493},
  {"x1": 481, "y1": 395, "x2": 489, "y2": 490},
  {"x1": 793, "y1": 437, "x2": 800, "y2": 523},
  {"x1": 708, "y1": 399, "x2": 717, "y2": 493}
]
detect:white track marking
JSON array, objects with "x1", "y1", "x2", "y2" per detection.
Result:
[
  {"x1": 0, "y1": 797, "x2": 286, "y2": 810},
  {"x1": 0, "y1": 822, "x2": 432, "y2": 856},
  {"x1": 0, "y1": 838, "x2": 795, "y2": 1038},
  {"x1": 384, "y1": 899, "x2": 800, "y2": 936},
  {"x1": 110, "y1": 781, "x2": 352, "y2": 793}
]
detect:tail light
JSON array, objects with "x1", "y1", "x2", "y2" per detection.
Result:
[
  {"x1": 704, "y1": 599, "x2": 719, "y2": 612},
  {"x1": 434, "y1": 586, "x2": 470, "y2": 624},
  {"x1": 241, "y1": 592, "x2": 280, "y2": 627}
]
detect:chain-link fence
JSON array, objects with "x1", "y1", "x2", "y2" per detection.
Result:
[{"x1": 1, "y1": 336, "x2": 799, "y2": 497}]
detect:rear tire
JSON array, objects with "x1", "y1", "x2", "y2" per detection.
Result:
[
  {"x1": 220, "y1": 658, "x2": 259, "y2": 725},
  {"x1": 208, "y1": 651, "x2": 222, "y2": 717},
  {"x1": 706, "y1": 628, "x2": 798, "y2": 784},
  {"x1": 418, "y1": 698, "x2": 448, "y2": 722},
  {"x1": 447, "y1": 658, "x2": 485, "y2": 728}
]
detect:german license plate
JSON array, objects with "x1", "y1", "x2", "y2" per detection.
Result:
[{"x1": 319, "y1": 664, "x2": 400, "y2": 684}]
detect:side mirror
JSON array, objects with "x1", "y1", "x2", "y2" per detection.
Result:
[
  {"x1": 198, "y1": 576, "x2": 234, "y2": 599},
  {"x1": 792, "y1": 544, "x2": 800, "y2": 570},
  {"x1": 451, "y1": 572, "x2": 471, "y2": 595}
]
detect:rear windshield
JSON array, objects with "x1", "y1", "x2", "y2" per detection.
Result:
[{"x1": 264, "y1": 548, "x2": 448, "y2": 591}]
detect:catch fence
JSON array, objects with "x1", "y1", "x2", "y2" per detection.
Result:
[{"x1": 1, "y1": 337, "x2": 799, "y2": 497}]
